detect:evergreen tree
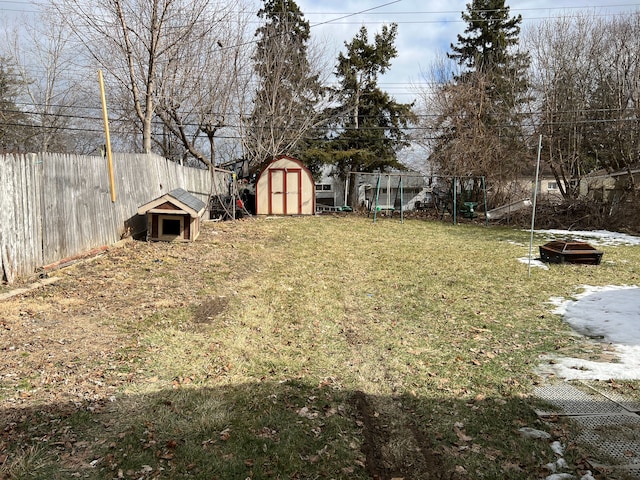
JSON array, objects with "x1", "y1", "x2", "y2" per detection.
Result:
[
  {"x1": 317, "y1": 24, "x2": 415, "y2": 205},
  {"x1": 246, "y1": 0, "x2": 325, "y2": 171},
  {"x1": 449, "y1": 0, "x2": 530, "y2": 120},
  {"x1": 428, "y1": 0, "x2": 530, "y2": 202},
  {"x1": 450, "y1": 1, "x2": 527, "y2": 75}
]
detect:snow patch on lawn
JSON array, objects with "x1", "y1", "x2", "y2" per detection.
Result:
[
  {"x1": 541, "y1": 285, "x2": 640, "y2": 380},
  {"x1": 536, "y1": 229, "x2": 640, "y2": 246},
  {"x1": 531, "y1": 229, "x2": 640, "y2": 380}
]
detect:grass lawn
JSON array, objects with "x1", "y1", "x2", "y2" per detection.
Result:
[{"x1": 1, "y1": 215, "x2": 639, "y2": 479}]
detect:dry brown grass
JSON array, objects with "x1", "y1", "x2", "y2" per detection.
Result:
[{"x1": 1, "y1": 215, "x2": 639, "y2": 479}]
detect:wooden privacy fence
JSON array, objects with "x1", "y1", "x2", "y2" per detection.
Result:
[{"x1": 0, "y1": 152, "x2": 225, "y2": 283}]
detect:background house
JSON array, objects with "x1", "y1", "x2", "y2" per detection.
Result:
[
  {"x1": 581, "y1": 168, "x2": 640, "y2": 202},
  {"x1": 315, "y1": 165, "x2": 437, "y2": 212}
]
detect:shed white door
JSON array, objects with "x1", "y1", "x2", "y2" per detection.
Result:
[{"x1": 269, "y1": 168, "x2": 302, "y2": 215}]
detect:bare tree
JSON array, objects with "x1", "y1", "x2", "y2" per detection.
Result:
[
  {"x1": 416, "y1": 54, "x2": 532, "y2": 205},
  {"x1": 415, "y1": 0, "x2": 533, "y2": 206},
  {"x1": 525, "y1": 14, "x2": 601, "y2": 199},
  {"x1": 153, "y1": 6, "x2": 254, "y2": 168},
  {"x1": 245, "y1": 0, "x2": 332, "y2": 171},
  {"x1": 0, "y1": 56, "x2": 33, "y2": 152},
  {"x1": 50, "y1": 0, "x2": 243, "y2": 159},
  {"x1": 4, "y1": 11, "x2": 101, "y2": 153},
  {"x1": 526, "y1": 12, "x2": 640, "y2": 198},
  {"x1": 582, "y1": 14, "x2": 640, "y2": 193}
]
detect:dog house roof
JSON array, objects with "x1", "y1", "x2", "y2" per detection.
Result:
[{"x1": 138, "y1": 188, "x2": 206, "y2": 217}]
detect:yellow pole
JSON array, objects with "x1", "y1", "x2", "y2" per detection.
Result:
[{"x1": 98, "y1": 69, "x2": 116, "y2": 202}]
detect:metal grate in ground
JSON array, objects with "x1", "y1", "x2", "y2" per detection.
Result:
[
  {"x1": 581, "y1": 382, "x2": 640, "y2": 414},
  {"x1": 572, "y1": 414, "x2": 640, "y2": 463},
  {"x1": 534, "y1": 381, "x2": 640, "y2": 479},
  {"x1": 534, "y1": 382, "x2": 630, "y2": 416},
  {"x1": 589, "y1": 462, "x2": 640, "y2": 478},
  {"x1": 619, "y1": 465, "x2": 640, "y2": 477}
]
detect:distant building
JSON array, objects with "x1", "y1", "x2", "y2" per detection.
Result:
[{"x1": 314, "y1": 165, "x2": 440, "y2": 212}]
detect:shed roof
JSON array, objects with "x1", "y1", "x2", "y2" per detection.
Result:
[{"x1": 138, "y1": 188, "x2": 206, "y2": 217}]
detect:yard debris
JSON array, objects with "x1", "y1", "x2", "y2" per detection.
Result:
[
  {"x1": 518, "y1": 427, "x2": 552, "y2": 439},
  {"x1": 545, "y1": 474, "x2": 575, "y2": 480}
]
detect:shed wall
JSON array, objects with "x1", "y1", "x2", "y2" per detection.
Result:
[{"x1": 255, "y1": 157, "x2": 315, "y2": 215}]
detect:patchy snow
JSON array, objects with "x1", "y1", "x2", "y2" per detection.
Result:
[
  {"x1": 531, "y1": 230, "x2": 640, "y2": 380},
  {"x1": 554, "y1": 285, "x2": 640, "y2": 346},
  {"x1": 518, "y1": 256, "x2": 549, "y2": 269},
  {"x1": 517, "y1": 228, "x2": 640, "y2": 269},
  {"x1": 536, "y1": 229, "x2": 640, "y2": 246},
  {"x1": 541, "y1": 285, "x2": 640, "y2": 380},
  {"x1": 510, "y1": 231, "x2": 639, "y2": 475}
]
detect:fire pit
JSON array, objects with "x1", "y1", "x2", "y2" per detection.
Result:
[{"x1": 539, "y1": 240, "x2": 603, "y2": 265}]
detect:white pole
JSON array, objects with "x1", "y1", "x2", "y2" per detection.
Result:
[
  {"x1": 528, "y1": 135, "x2": 543, "y2": 278},
  {"x1": 344, "y1": 174, "x2": 350, "y2": 207},
  {"x1": 387, "y1": 175, "x2": 391, "y2": 208}
]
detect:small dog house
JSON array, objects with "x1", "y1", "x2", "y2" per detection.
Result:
[
  {"x1": 255, "y1": 156, "x2": 315, "y2": 215},
  {"x1": 137, "y1": 188, "x2": 205, "y2": 242}
]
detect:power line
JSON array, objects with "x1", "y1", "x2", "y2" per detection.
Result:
[
  {"x1": 4, "y1": 112, "x2": 639, "y2": 137},
  {"x1": 3, "y1": 2, "x2": 640, "y2": 103},
  {"x1": 3, "y1": 2, "x2": 639, "y2": 18},
  {"x1": 308, "y1": 0, "x2": 402, "y2": 28},
  {"x1": 303, "y1": 3, "x2": 640, "y2": 14},
  {"x1": 305, "y1": 13, "x2": 637, "y2": 25},
  {"x1": 10, "y1": 99, "x2": 640, "y2": 119}
]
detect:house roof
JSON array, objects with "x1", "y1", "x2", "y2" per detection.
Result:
[
  {"x1": 137, "y1": 188, "x2": 206, "y2": 217},
  {"x1": 354, "y1": 172, "x2": 430, "y2": 189},
  {"x1": 586, "y1": 166, "x2": 640, "y2": 179},
  {"x1": 258, "y1": 155, "x2": 313, "y2": 176}
]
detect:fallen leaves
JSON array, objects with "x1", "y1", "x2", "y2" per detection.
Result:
[
  {"x1": 155, "y1": 439, "x2": 178, "y2": 460},
  {"x1": 172, "y1": 376, "x2": 193, "y2": 388},
  {"x1": 0, "y1": 440, "x2": 6, "y2": 466},
  {"x1": 219, "y1": 428, "x2": 232, "y2": 441},
  {"x1": 3, "y1": 218, "x2": 624, "y2": 479},
  {"x1": 297, "y1": 406, "x2": 319, "y2": 419},
  {"x1": 453, "y1": 423, "x2": 473, "y2": 443},
  {"x1": 501, "y1": 461, "x2": 523, "y2": 472}
]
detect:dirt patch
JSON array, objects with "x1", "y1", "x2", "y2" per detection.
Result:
[
  {"x1": 193, "y1": 296, "x2": 229, "y2": 324},
  {"x1": 350, "y1": 390, "x2": 448, "y2": 480}
]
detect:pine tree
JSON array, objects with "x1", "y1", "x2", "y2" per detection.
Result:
[
  {"x1": 450, "y1": 1, "x2": 526, "y2": 73},
  {"x1": 428, "y1": 0, "x2": 530, "y2": 201},
  {"x1": 0, "y1": 58, "x2": 33, "y2": 153},
  {"x1": 317, "y1": 25, "x2": 415, "y2": 205},
  {"x1": 449, "y1": 0, "x2": 529, "y2": 118}
]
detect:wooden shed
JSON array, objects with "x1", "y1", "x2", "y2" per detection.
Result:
[
  {"x1": 255, "y1": 156, "x2": 315, "y2": 215},
  {"x1": 137, "y1": 188, "x2": 206, "y2": 242}
]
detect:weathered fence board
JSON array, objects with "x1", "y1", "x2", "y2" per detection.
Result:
[
  {"x1": 1, "y1": 152, "x2": 224, "y2": 283},
  {"x1": 0, "y1": 154, "x2": 45, "y2": 283}
]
